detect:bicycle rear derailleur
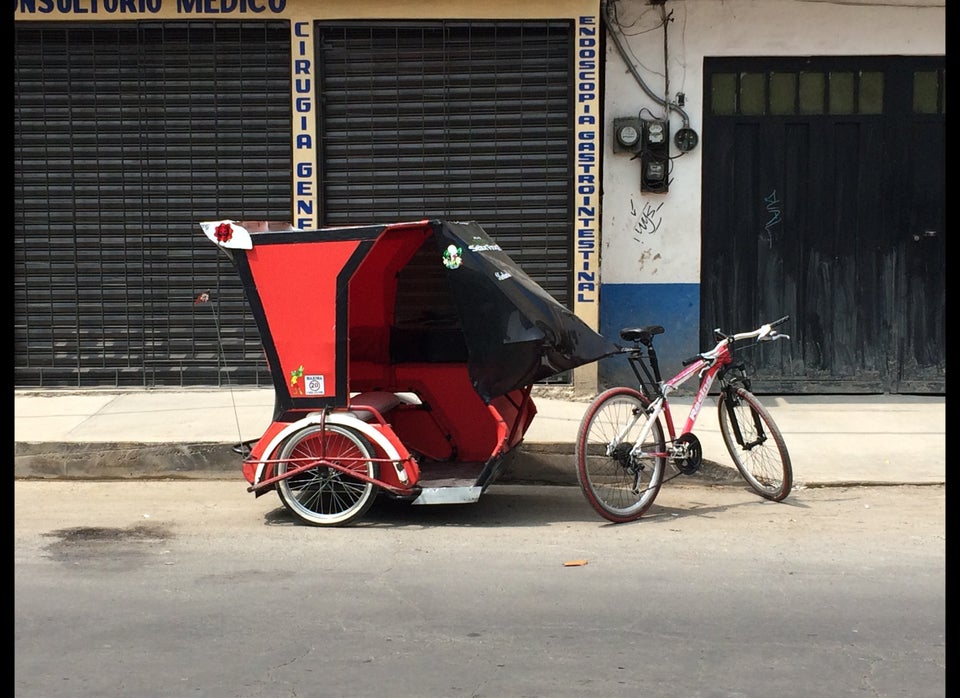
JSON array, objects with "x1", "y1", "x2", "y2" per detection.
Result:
[
  {"x1": 609, "y1": 442, "x2": 654, "y2": 495},
  {"x1": 669, "y1": 433, "x2": 702, "y2": 475}
]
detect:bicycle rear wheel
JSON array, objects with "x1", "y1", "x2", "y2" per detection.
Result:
[
  {"x1": 575, "y1": 387, "x2": 666, "y2": 523},
  {"x1": 275, "y1": 424, "x2": 379, "y2": 526},
  {"x1": 717, "y1": 387, "x2": 792, "y2": 501}
]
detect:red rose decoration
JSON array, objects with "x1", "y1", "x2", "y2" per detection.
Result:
[{"x1": 215, "y1": 222, "x2": 234, "y2": 243}]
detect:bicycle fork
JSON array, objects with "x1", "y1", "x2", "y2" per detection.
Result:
[{"x1": 720, "y1": 384, "x2": 767, "y2": 450}]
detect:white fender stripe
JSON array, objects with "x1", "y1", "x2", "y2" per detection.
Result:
[{"x1": 254, "y1": 413, "x2": 408, "y2": 486}]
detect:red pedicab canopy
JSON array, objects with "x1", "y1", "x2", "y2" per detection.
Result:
[{"x1": 200, "y1": 218, "x2": 618, "y2": 405}]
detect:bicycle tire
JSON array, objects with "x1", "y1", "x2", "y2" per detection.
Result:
[
  {"x1": 575, "y1": 387, "x2": 666, "y2": 523},
  {"x1": 275, "y1": 423, "x2": 379, "y2": 526},
  {"x1": 717, "y1": 387, "x2": 792, "y2": 501}
]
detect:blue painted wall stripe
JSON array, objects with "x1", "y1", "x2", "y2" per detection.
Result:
[{"x1": 597, "y1": 283, "x2": 700, "y2": 392}]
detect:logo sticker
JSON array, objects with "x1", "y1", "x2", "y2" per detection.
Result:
[
  {"x1": 289, "y1": 365, "x2": 305, "y2": 395},
  {"x1": 442, "y1": 244, "x2": 463, "y2": 270},
  {"x1": 305, "y1": 375, "x2": 325, "y2": 395}
]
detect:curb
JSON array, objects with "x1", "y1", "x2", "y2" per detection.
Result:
[
  {"x1": 14, "y1": 442, "x2": 243, "y2": 481},
  {"x1": 14, "y1": 440, "x2": 743, "y2": 486}
]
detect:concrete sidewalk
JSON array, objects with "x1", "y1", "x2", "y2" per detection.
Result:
[{"x1": 13, "y1": 387, "x2": 945, "y2": 487}]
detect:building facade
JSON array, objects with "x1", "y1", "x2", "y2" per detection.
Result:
[{"x1": 14, "y1": 0, "x2": 944, "y2": 394}]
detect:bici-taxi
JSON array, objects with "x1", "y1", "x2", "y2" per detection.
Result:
[{"x1": 199, "y1": 218, "x2": 618, "y2": 527}]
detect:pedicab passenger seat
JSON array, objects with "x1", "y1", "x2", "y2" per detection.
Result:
[{"x1": 346, "y1": 390, "x2": 420, "y2": 424}]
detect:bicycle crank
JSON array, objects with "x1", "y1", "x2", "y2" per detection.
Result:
[{"x1": 670, "y1": 433, "x2": 703, "y2": 475}]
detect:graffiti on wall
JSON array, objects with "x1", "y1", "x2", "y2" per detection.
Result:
[
  {"x1": 626, "y1": 196, "x2": 663, "y2": 271},
  {"x1": 630, "y1": 196, "x2": 663, "y2": 241},
  {"x1": 762, "y1": 189, "x2": 781, "y2": 248}
]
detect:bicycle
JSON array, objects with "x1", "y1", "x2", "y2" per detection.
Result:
[{"x1": 576, "y1": 316, "x2": 793, "y2": 523}]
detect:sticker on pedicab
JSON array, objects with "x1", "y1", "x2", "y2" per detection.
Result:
[
  {"x1": 289, "y1": 365, "x2": 305, "y2": 395},
  {"x1": 198, "y1": 220, "x2": 253, "y2": 250},
  {"x1": 305, "y1": 375, "x2": 325, "y2": 395},
  {"x1": 442, "y1": 244, "x2": 463, "y2": 270},
  {"x1": 467, "y1": 241, "x2": 502, "y2": 253}
]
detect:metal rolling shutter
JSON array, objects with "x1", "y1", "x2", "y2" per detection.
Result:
[
  {"x1": 14, "y1": 22, "x2": 290, "y2": 388},
  {"x1": 316, "y1": 21, "x2": 575, "y2": 307}
]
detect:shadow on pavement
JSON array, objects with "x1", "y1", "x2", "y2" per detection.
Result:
[{"x1": 257, "y1": 483, "x2": 806, "y2": 529}]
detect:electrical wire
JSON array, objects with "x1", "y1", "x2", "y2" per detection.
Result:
[{"x1": 602, "y1": 0, "x2": 691, "y2": 128}]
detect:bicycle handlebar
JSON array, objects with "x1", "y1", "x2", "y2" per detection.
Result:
[
  {"x1": 734, "y1": 315, "x2": 790, "y2": 343},
  {"x1": 619, "y1": 316, "x2": 790, "y2": 365},
  {"x1": 699, "y1": 315, "x2": 791, "y2": 361}
]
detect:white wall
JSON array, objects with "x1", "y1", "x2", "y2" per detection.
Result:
[{"x1": 599, "y1": 0, "x2": 946, "y2": 286}]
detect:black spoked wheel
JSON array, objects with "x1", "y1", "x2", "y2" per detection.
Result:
[
  {"x1": 275, "y1": 424, "x2": 379, "y2": 526},
  {"x1": 717, "y1": 387, "x2": 793, "y2": 501},
  {"x1": 575, "y1": 387, "x2": 666, "y2": 523}
]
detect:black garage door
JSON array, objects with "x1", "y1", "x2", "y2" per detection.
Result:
[
  {"x1": 15, "y1": 21, "x2": 292, "y2": 388},
  {"x1": 315, "y1": 21, "x2": 576, "y2": 307},
  {"x1": 701, "y1": 56, "x2": 945, "y2": 394}
]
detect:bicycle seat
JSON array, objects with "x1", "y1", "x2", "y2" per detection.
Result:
[{"x1": 620, "y1": 325, "x2": 665, "y2": 344}]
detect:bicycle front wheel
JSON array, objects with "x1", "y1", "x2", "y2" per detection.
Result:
[
  {"x1": 576, "y1": 387, "x2": 666, "y2": 523},
  {"x1": 275, "y1": 424, "x2": 379, "y2": 526},
  {"x1": 717, "y1": 387, "x2": 792, "y2": 501}
]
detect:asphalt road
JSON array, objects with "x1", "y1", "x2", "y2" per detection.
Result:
[{"x1": 15, "y1": 481, "x2": 945, "y2": 698}]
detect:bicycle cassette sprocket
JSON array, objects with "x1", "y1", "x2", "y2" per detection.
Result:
[{"x1": 671, "y1": 433, "x2": 703, "y2": 475}]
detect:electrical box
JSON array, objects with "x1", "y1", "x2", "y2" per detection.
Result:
[{"x1": 640, "y1": 119, "x2": 669, "y2": 193}]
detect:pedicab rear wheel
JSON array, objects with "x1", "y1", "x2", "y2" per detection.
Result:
[{"x1": 275, "y1": 424, "x2": 379, "y2": 526}]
